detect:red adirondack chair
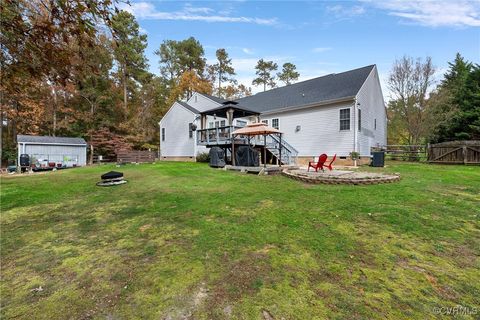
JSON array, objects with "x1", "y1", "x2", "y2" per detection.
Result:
[
  {"x1": 308, "y1": 154, "x2": 337, "y2": 172},
  {"x1": 325, "y1": 154, "x2": 337, "y2": 171},
  {"x1": 308, "y1": 154, "x2": 328, "y2": 172}
]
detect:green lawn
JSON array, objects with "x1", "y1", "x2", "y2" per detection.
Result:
[{"x1": 1, "y1": 162, "x2": 479, "y2": 319}]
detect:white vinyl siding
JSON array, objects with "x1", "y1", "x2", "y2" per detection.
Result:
[
  {"x1": 355, "y1": 66, "x2": 387, "y2": 155},
  {"x1": 260, "y1": 102, "x2": 355, "y2": 157},
  {"x1": 186, "y1": 93, "x2": 222, "y2": 112},
  {"x1": 159, "y1": 102, "x2": 196, "y2": 157}
]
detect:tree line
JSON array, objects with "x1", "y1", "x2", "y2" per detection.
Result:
[
  {"x1": 0, "y1": 1, "x2": 301, "y2": 165},
  {"x1": 1, "y1": 1, "x2": 477, "y2": 165},
  {"x1": 387, "y1": 53, "x2": 480, "y2": 145}
]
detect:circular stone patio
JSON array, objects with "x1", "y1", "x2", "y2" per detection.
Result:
[{"x1": 282, "y1": 168, "x2": 400, "y2": 185}]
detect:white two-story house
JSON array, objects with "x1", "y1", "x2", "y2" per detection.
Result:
[{"x1": 159, "y1": 65, "x2": 387, "y2": 165}]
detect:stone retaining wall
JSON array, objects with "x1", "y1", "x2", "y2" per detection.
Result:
[{"x1": 282, "y1": 169, "x2": 400, "y2": 185}]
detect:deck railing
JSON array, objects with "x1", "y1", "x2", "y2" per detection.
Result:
[{"x1": 196, "y1": 126, "x2": 250, "y2": 145}]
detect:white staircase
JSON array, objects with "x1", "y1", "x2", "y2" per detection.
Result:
[{"x1": 266, "y1": 135, "x2": 298, "y2": 165}]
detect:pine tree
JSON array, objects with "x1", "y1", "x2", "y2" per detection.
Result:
[
  {"x1": 111, "y1": 11, "x2": 148, "y2": 119},
  {"x1": 213, "y1": 48, "x2": 236, "y2": 97},
  {"x1": 277, "y1": 62, "x2": 300, "y2": 85},
  {"x1": 427, "y1": 53, "x2": 480, "y2": 142},
  {"x1": 252, "y1": 59, "x2": 278, "y2": 91}
]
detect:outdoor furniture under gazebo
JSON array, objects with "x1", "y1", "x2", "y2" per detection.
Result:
[{"x1": 231, "y1": 122, "x2": 283, "y2": 168}]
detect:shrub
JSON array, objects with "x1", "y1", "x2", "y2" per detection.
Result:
[
  {"x1": 196, "y1": 152, "x2": 210, "y2": 163},
  {"x1": 349, "y1": 151, "x2": 360, "y2": 160}
]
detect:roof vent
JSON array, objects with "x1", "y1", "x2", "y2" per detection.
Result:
[{"x1": 302, "y1": 93, "x2": 305, "y2": 97}]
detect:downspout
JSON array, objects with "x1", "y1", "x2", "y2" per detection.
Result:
[
  {"x1": 353, "y1": 98, "x2": 357, "y2": 167},
  {"x1": 158, "y1": 122, "x2": 161, "y2": 159},
  {"x1": 193, "y1": 114, "x2": 197, "y2": 161}
]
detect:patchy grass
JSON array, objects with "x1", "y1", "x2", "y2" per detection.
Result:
[{"x1": 1, "y1": 162, "x2": 479, "y2": 319}]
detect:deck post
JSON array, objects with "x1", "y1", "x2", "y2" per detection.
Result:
[
  {"x1": 279, "y1": 133, "x2": 282, "y2": 167},
  {"x1": 264, "y1": 135, "x2": 267, "y2": 168},
  {"x1": 227, "y1": 108, "x2": 234, "y2": 126},
  {"x1": 232, "y1": 134, "x2": 235, "y2": 166}
]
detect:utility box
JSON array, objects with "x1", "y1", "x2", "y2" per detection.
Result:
[{"x1": 371, "y1": 151, "x2": 385, "y2": 167}]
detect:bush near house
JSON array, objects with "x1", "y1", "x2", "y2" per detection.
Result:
[{"x1": 1, "y1": 162, "x2": 479, "y2": 319}]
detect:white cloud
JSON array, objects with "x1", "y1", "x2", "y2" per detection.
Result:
[
  {"x1": 312, "y1": 47, "x2": 332, "y2": 53},
  {"x1": 120, "y1": 2, "x2": 278, "y2": 26},
  {"x1": 242, "y1": 48, "x2": 254, "y2": 55},
  {"x1": 326, "y1": 5, "x2": 366, "y2": 17},
  {"x1": 369, "y1": 0, "x2": 480, "y2": 27},
  {"x1": 183, "y1": 5, "x2": 214, "y2": 14}
]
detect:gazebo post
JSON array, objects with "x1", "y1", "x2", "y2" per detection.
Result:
[
  {"x1": 279, "y1": 133, "x2": 282, "y2": 167},
  {"x1": 263, "y1": 135, "x2": 267, "y2": 168},
  {"x1": 232, "y1": 134, "x2": 235, "y2": 166}
]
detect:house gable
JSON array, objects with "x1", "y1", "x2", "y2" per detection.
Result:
[
  {"x1": 159, "y1": 102, "x2": 197, "y2": 158},
  {"x1": 355, "y1": 65, "x2": 387, "y2": 154},
  {"x1": 187, "y1": 92, "x2": 222, "y2": 112}
]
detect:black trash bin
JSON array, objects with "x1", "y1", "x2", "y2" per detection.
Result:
[
  {"x1": 371, "y1": 151, "x2": 385, "y2": 167},
  {"x1": 209, "y1": 147, "x2": 226, "y2": 168},
  {"x1": 20, "y1": 154, "x2": 30, "y2": 167}
]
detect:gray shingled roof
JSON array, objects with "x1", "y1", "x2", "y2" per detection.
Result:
[
  {"x1": 177, "y1": 101, "x2": 200, "y2": 114},
  {"x1": 236, "y1": 65, "x2": 375, "y2": 113},
  {"x1": 17, "y1": 135, "x2": 87, "y2": 145}
]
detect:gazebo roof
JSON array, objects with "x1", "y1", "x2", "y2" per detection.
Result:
[
  {"x1": 200, "y1": 101, "x2": 260, "y2": 118},
  {"x1": 232, "y1": 122, "x2": 282, "y2": 136}
]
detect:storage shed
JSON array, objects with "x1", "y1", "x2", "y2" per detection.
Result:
[{"x1": 17, "y1": 135, "x2": 87, "y2": 168}]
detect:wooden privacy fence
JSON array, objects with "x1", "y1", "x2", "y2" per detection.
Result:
[
  {"x1": 116, "y1": 150, "x2": 157, "y2": 163},
  {"x1": 428, "y1": 140, "x2": 480, "y2": 165},
  {"x1": 371, "y1": 145, "x2": 428, "y2": 162}
]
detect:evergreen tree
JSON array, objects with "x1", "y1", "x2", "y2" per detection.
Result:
[
  {"x1": 427, "y1": 54, "x2": 480, "y2": 142},
  {"x1": 111, "y1": 11, "x2": 148, "y2": 119},
  {"x1": 252, "y1": 59, "x2": 278, "y2": 91},
  {"x1": 212, "y1": 48, "x2": 236, "y2": 97},
  {"x1": 156, "y1": 37, "x2": 206, "y2": 82},
  {"x1": 277, "y1": 62, "x2": 300, "y2": 85}
]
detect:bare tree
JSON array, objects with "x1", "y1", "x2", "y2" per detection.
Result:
[{"x1": 388, "y1": 56, "x2": 435, "y2": 145}]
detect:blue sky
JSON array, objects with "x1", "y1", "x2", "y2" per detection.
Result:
[{"x1": 121, "y1": 0, "x2": 480, "y2": 97}]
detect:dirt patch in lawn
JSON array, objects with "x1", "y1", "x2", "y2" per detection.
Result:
[{"x1": 205, "y1": 252, "x2": 273, "y2": 314}]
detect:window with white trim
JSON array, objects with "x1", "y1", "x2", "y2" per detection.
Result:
[
  {"x1": 262, "y1": 119, "x2": 268, "y2": 125},
  {"x1": 220, "y1": 120, "x2": 226, "y2": 127},
  {"x1": 209, "y1": 122, "x2": 214, "y2": 128},
  {"x1": 188, "y1": 123, "x2": 193, "y2": 138},
  {"x1": 237, "y1": 120, "x2": 247, "y2": 127},
  {"x1": 161, "y1": 128, "x2": 166, "y2": 141},
  {"x1": 215, "y1": 121, "x2": 219, "y2": 128},
  {"x1": 374, "y1": 118, "x2": 377, "y2": 130},
  {"x1": 339, "y1": 108, "x2": 350, "y2": 131},
  {"x1": 272, "y1": 118, "x2": 279, "y2": 129}
]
